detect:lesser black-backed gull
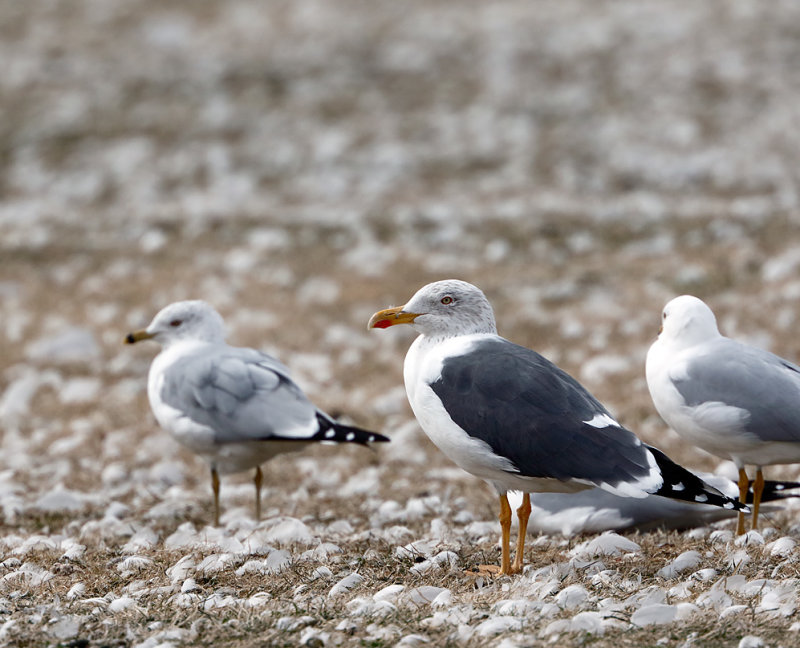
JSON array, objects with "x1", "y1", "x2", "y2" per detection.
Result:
[{"x1": 369, "y1": 280, "x2": 746, "y2": 575}]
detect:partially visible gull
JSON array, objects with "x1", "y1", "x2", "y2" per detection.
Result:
[
  {"x1": 368, "y1": 280, "x2": 747, "y2": 575},
  {"x1": 647, "y1": 294, "x2": 800, "y2": 534},
  {"x1": 510, "y1": 474, "x2": 800, "y2": 536},
  {"x1": 127, "y1": 300, "x2": 388, "y2": 526}
]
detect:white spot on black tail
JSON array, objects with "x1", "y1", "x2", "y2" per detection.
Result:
[
  {"x1": 672, "y1": 482, "x2": 684, "y2": 491},
  {"x1": 325, "y1": 430, "x2": 335, "y2": 439},
  {"x1": 695, "y1": 494, "x2": 708, "y2": 503},
  {"x1": 346, "y1": 432, "x2": 355, "y2": 441}
]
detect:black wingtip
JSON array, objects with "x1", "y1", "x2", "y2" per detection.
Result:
[
  {"x1": 756, "y1": 480, "x2": 800, "y2": 502},
  {"x1": 646, "y1": 446, "x2": 750, "y2": 513},
  {"x1": 312, "y1": 413, "x2": 390, "y2": 444}
]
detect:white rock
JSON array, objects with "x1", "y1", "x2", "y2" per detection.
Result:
[
  {"x1": 373, "y1": 584, "x2": 405, "y2": 602},
  {"x1": 108, "y1": 597, "x2": 138, "y2": 613},
  {"x1": 66, "y1": 583, "x2": 85, "y2": 600},
  {"x1": 48, "y1": 616, "x2": 81, "y2": 640},
  {"x1": 235, "y1": 559, "x2": 271, "y2": 576},
  {"x1": 709, "y1": 530, "x2": 733, "y2": 544},
  {"x1": 667, "y1": 582, "x2": 693, "y2": 600},
  {"x1": 139, "y1": 228, "x2": 168, "y2": 253},
  {"x1": 541, "y1": 619, "x2": 570, "y2": 637},
  {"x1": 757, "y1": 583, "x2": 797, "y2": 614},
  {"x1": 580, "y1": 353, "x2": 632, "y2": 383},
  {"x1": 35, "y1": 489, "x2": 84, "y2": 512},
  {"x1": 719, "y1": 604, "x2": 748, "y2": 619},
  {"x1": 763, "y1": 248, "x2": 800, "y2": 281},
  {"x1": 696, "y1": 584, "x2": 732, "y2": 611},
  {"x1": 263, "y1": 517, "x2": 315, "y2": 545},
  {"x1": 116, "y1": 556, "x2": 153, "y2": 575},
  {"x1": 0, "y1": 368, "x2": 58, "y2": 421},
  {"x1": 738, "y1": 637, "x2": 765, "y2": 648},
  {"x1": 430, "y1": 550, "x2": 459, "y2": 568},
  {"x1": 495, "y1": 640, "x2": 525, "y2": 648},
  {"x1": 195, "y1": 553, "x2": 236, "y2": 574},
  {"x1": 557, "y1": 584, "x2": 590, "y2": 609},
  {"x1": 691, "y1": 568, "x2": 718, "y2": 582},
  {"x1": 264, "y1": 549, "x2": 291, "y2": 573},
  {"x1": 734, "y1": 531, "x2": 764, "y2": 547},
  {"x1": 570, "y1": 611, "x2": 603, "y2": 634},
  {"x1": 164, "y1": 524, "x2": 199, "y2": 549},
  {"x1": 630, "y1": 604, "x2": 677, "y2": 627},
  {"x1": 121, "y1": 527, "x2": 158, "y2": 554},
  {"x1": 310, "y1": 566, "x2": 333, "y2": 581},
  {"x1": 766, "y1": 536, "x2": 795, "y2": 557},
  {"x1": 166, "y1": 556, "x2": 195, "y2": 583},
  {"x1": 180, "y1": 578, "x2": 199, "y2": 593},
  {"x1": 246, "y1": 592, "x2": 271, "y2": 608},
  {"x1": 431, "y1": 589, "x2": 452, "y2": 608},
  {"x1": 727, "y1": 550, "x2": 750, "y2": 569},
  {"x1": 570, "y1": 532, "x2": 640, "y2": 558},
  {"x1": 675, "y1": 602, "x2": 700, "y2": 620},
  {"x1": 395, "y1": 540, "x2": 434, "y2": 559},
  {"x1": 475, "y1": 616, "x2": 524, "y2": 636},
  {"x1": 494, "y1": 599, "x2": 543, "y2": 616},
  {"x1": 58, "y1": 377, "x2": 101, "y2": 404},
  {"x1": 404, "y1": 587, "x2": 448, "y2": 607},
  {"x1": 335, "y1": 620, "x2": 359, "y2": 633},
  {"x1": 409, "y1": 559, "x2": 436, "y2": 575},
  {"x1": 26, "y1": 327, "x2": 99, "y2": 363},
  {"x1": 347, "y1": 597, "x2": 396, "y2": 619},
  {"x1": 658, "y1": 550, "x2": 702, "y2": 579},
  {"x1": 624, "y1": 586, "x2": 666, "y2": 609},
  {"x1": 2, "y1": 563, "x2": 54, "y2": 587},
  {"x1": 12, "y1": 534, "x2": 57, "y2": 555},
  {"x1": 203, "y1": 592, "x2": 239, "y2": 611},
  {"x1": 329, "y1": 572, "x2": 363, "y2": 597}
]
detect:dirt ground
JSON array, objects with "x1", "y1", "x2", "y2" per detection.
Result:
[{"x1": 2, "y1": 1, "x2": 800, "y2": 646}]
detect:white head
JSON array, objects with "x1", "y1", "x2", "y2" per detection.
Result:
[
  {"x1": 658, "y1": 295, "x2": 720, "y2": 347},
  {"x1": 368, "y1": 279, "x2": 497, "y2": 338},
  {"x1": 126, "y1": 300, "x2": 227, "y2": 347}
]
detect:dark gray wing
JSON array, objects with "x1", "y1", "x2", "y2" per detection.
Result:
[
  {"x1": 159, "y1": 346, "x2": 318, "y2": 443},
  {"x1": 674, "y1": 338, "x2": 800, "y2": 443},
  {"x1": 429, "y1": 338, "x2": 653, "y2": 486}
]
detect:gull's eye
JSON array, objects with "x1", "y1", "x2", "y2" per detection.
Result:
[
  {"x1": 440, "y1": 296, "x2": 454, "y2": 305},
  {"x1": 170, "y1": 319, "x2": 183, "y2": 327},
  {"x1": 662, "y1": 312, "x2": 667, "y2": 320}
]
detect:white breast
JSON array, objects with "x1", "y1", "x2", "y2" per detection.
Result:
[
  {"x1": 646, "y1": 339, "x2": 752, "y2": 460},
  {"x1": 147, "y1": 341, "x2": 219, "y2": 455}
]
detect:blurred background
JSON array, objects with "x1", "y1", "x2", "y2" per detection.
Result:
[{"x1": 3, "y1": 0, "x2": 800, "y2": 521}]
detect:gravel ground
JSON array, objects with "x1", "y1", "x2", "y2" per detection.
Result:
[{"x1": 3, "y1": 1, "x2": 800, "y2": 646}]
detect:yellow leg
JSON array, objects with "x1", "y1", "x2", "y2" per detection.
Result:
[
  {"x1": 751, "y1": 468, "x2": 764, "y2": 531},
  {"x1": 736, "y1": 468, "x2": 748, "y2": 536},
  {"x1": 510, "y1": 493, "x2": 531, "y2": 574},
  {"x1": 254, "y1": 466, "x2": 263, "y2": 521},
  {"x1": 497, "y1": 493, "x2": 513, "y2": 575},
  {"x1": 212, "y1": 467, "x2": 221, "y2": 527}
]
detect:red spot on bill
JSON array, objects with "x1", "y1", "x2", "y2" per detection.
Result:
[{"x1": 372, "y1": 319, "x2": 393, "y2": 329}]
